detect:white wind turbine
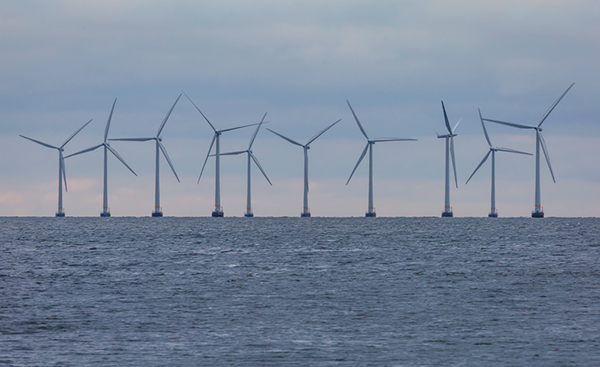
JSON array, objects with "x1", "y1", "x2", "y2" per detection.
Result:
[
  {"x1": 109, "y1": 94, "x2": 182, "y2": 217},
  {"x1": 346, "y1": 100, "x2": 416, "y2": 217},
  {"x1": 65, "y1": 98, "x2": 137, "y2": 217},
  {"x1": 218, "y1": 113, "x2": 271, "y2": 217},
  {"x1": 437, "y1": 101, "x2": 460, "y2": 217},
  {"x1": 20, "y1": 119, "x2": 93, "y2": 217},
  {"x1": 466, "y1": 109, "x2": 532, "y2": 217},
  {"x1": 185, "y1": 93, "x2": 260, "y2": 217},
  {"x1": 267, "y1": 119, "x2": 341, "y2": 217},
  {"x1": 482, "y1": 83, "x2": 574, "y2": 217}
]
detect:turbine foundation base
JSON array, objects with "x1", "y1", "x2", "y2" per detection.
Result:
[
  {"x1": 152, "y1": 212, "x2": 163, "y2": 217},
  {"x1": 212, "y1": 210, "x2": 224, "y2": 217},
  {"x1": 100, "y1": 212, "x2": 111, "y2": 217},
  {"x1": 55, "y1": 212, "x2": 65, "y2": 217},
  {"x1": 244, "y1": 213, "x2": 254, "y2": 217},
  {"x1": 441, "y1": 211, "x2": 453, "y2": 217},
  {"x1": 301, "y1": 212, "x2": 311, "y2": 217},
  {"x1": 365, "y1": 212, "x2": 376, "y2": 218},
  {"x1": 488, "y1": 212, "x2": 498, "y2": 218},
  {"x1": 532, "y1": 211, "x2": 544, "y2": 218}
]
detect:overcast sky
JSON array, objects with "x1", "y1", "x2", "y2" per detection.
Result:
[{"x1": 1, "y1": 0, "x2": 599, "y2": 217}]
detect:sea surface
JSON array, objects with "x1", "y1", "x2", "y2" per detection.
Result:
[{"x1": 1, "y1": 217, "x2": 599, "y2": 366}]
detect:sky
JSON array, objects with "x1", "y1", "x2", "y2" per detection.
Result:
[{"x1": 1, "y1": 0, "x2": 599, "y2": 217}]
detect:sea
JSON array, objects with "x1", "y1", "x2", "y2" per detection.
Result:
[{"x1": 1, "y1": 217, "x2": 599, "y2": 366}]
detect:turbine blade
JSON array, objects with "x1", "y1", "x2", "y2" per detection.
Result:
[
  {"x1": 371, "y1": 137, "x2": 417, "y2": 143},
  {"x1": 61, "y1": 119, "x2": 93, "y2": 148},
  {"x1": 158, "y1": 141, "x2": 180, "y2": 182},
  {"x1": 305, "y1": 153, "x2": 309, "y2": 193},
  {"x1": 267, "y1": 128, "x2": 304, "y2": 147},
  {"x1": 452, "y1": 118, "x2": 462, "y2": 134},
  {"x1": 104, "y1": 98, "x2": 117, "y2": 142},
  {"x1": 109, "y1": 137, "x2": 155, "y2": 142},
  {"x1": 307, "y1": 119, "x2": 341, "y2": 145},
  {"x1": 218, "y1": 150, "x2": 247, "y2": 156},
  {"x1": 64, "y1": 143, "x2": 103, "y2": 158},
  {"x1": 19, "y1": 135, "x2": 59, "y2": 150},
  {"x1": 347, "y1": 100, "x2": 369, "y2": 139},
  {"x1": 157, "y1": 93, "x2": 182, "y2": 137},
  {"x1": 441, "y1": 101, "x2": 452, "y2": 134},
  {"x1": 198, "y1": 134, "x2": 216, "y2": 183},
  {"x1": 495, "y1": 147, "x2": 533, "y2": 156},
  {"x1": 60, "y1": 151, "x2": 68, "y2": 192},
  {"x1": 106, "y1": 144, "x2": 137, "y2": 176},
  {"x1": 465, "y1": 150, "x2": 491, "y2": 184},
  {"x1": 346, "y1": 143, "x2": 369, "y2": 185},
  {"x1": 248, "y1": 112, "x2": 267, "y2": 149},
  {"x1": 450, "y1": 136, "x2": 458, "y2": 188},
  {"x1": 483, "y1": 118, "x2": 533, "y2": 129},
  {"x1": 538, "y1": 82, "x2": 575, "y2": 127},
  {"x1": 220, "y1": 122, "x2": 259, "y2": 133},
  {"x1": 183, "y1": 92, "x2": 217, "y2": 132},
  {"x1": 250, "y1": 152, "x2": 272, "y2": 186},
  {"x1": 479, "y1": 109, "x2": 492, "y2": 147},
  {"x1": 538, "y1": 132, "x2": 556, "y2": 183}
]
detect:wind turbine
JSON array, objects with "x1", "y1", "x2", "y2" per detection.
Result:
[
  {"x1": 346, "y1": 100, "x2": 416, "y2": 217},
  {"x1": 185, "y1": 93, "x2": 261, "y2": 217},
  {"x1": 218, "y1": 113, "x2": 272, "y2": 217},
  {"x1": 109, "y1": 94, "x2": 182, "y2": 217},
  {"x1": 466, "y1": 109, "x2": 532, "y2": 217},
  {"x1": 20, "y1": 119, "x2": 93, "y2": 217},
  {"x1": 482, "y1": 83, "x2": 574, "y2": 217},
  {"x1": 267, "y1": 119, "x2": 341, "y2": 217},
  {"x1": 437, "y1": 101, "x2": 460, "y2": 217},
  {"x1": 65, "y1": 98, "x2": 137, "y2": 217}
]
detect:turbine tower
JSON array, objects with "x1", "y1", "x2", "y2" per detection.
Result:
[
  {"x1": 20, "y1": 119, "x2": 93, "y2": 217},
  {"x1": 437, "y1": 101, "x2": 460, "y2": 217},
  {"x1": 218, "y1": 113, "x2": 272, "y2": 217},
  {"x1": 65, "y1": 98, "x2": 137, "y2": 217},
  {"x1": 482, "y1": 83, "x2": 574, "y2": 217},
  {"x1": 109, "y1": 94, "x2": 182, "y2": 217},
  {"x1": 346, "y1": 100, "x2": 416, "y2": 217},
  {"x1": 185, "y1": 93, "x2": 260, "y2": 217},
  {"x1": 267, "y1": 119, "x2": 341, "y2": 217},
  {"x1": 466, "y1": 109, "x2": 532, "y2": 217}
]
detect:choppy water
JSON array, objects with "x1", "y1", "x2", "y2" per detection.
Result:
[{"x1": 1, "y1": 217, "x2": 599, "y2": 366}]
